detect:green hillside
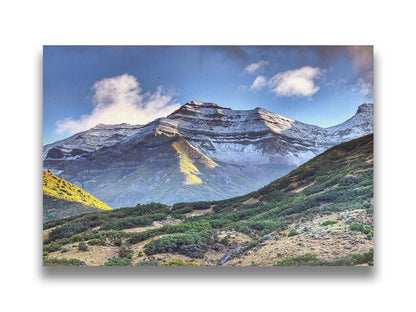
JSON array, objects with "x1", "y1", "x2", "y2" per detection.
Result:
[
  {"x1": 43, "y1": 171, "x2": 112, "y2": 222},
  {"x1": 43, "y1": 134, "x2": 373, "y2": 266}
]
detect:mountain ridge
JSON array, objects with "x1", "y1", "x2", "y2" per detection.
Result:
[
  {"x1": 43, "y1": 101, "x2": 373, "y2": 160},
  {"x1": 43, "y1": 101, "x2": 373, "y2": 207}
]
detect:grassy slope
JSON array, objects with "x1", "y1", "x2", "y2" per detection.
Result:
[
  {"x1": 43, "y1": 134, "x2": 373, "y2": 266},
  {"x1": 172, "y1": 139, "x2": 221, "y2": 185},
  {"x1": 43, "y1": 171, "x2": 112, "y2": 221}
]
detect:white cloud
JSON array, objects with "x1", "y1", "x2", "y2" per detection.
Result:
[
  {"x1": 244, "y1": 60, "x2": 268, "y2": 73},
  {"x1": 347, "y1": 47, "x2": 373, "y2": 98},
  {"x1": 56, "y1": 74, "x2": 180, "y2": 135},
  {"x1": 250, "y1": 76, "x2": 267, "y2": 90},
  {"x1": 355, "y1": 76, "x2": 373, "y2": 97},
  {"x1": 268, "y1": 66, "x2": 322, "y2": 97}
]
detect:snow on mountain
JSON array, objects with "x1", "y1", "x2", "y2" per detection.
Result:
[
  {"x1": 43, "y1": 101, "x2": 373, "y2": 206},
  {"x1": 325, "y1": 103, "x2": 374, "y2": 142},
  {"x1": 128, "y1": 101, "x2": 372, "y2": 166},
  {"x1": 43, "y1": 123, "x2": 142, "y2": 159}
]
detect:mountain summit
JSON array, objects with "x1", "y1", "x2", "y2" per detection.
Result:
[{"x1": 43, "y1": 101, "x2": 373, "y2": 207}]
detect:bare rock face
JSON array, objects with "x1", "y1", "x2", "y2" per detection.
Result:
[{"x1": 43, "y1": 101, "x2": 373, "y2": 207}]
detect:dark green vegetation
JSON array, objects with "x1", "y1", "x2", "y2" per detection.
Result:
[
  {"x1": 103, "y1": 247, "x2": 133, "y2": 266},
  {"x1": 143, "y1": 231, "x2": 214, "y2": 258},
  {"x1": 104, "y1": 257, "x2": 132, "y2": 266},
  {"x1": 274, "y1": 249, "x2": 374, "y2": 266},
  {"x1": 43, "y1": 258, "x2": 86, "y2": 266},
  {"x1": 161, "y1": 259, "x2": 197, "y2": 266},
  {"x1": 287, "y1": 229, "x2": 299, "y2": 237},
  {"x1": 350, "y1": 223, "x2": 374, "y2": 237},
  {"x1": 78, "y1": 242, "x2": 88, "y2": 251},
  {"x1": 43, "y1": 134, "x2": 373, "y2": 266},
  {"x1": 136, "y1": 260, "x2": 159, "y2": 266},
  {"x1": 136, "y1": 258, "x2": 197, "y2": 266},
  {"x1": 44, "y1": 202, "x2": 169, "y2": 230}
]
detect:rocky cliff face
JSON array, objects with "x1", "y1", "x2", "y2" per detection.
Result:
[{"x1": 43, "y1": 101, "x2": 373, "y2": 207}]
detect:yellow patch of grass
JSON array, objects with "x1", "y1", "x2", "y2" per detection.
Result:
[
  {"x1": 184, "y1": 174, "x2": 203, "y2": 185},
  {"x1": 172, "y1": 141, "x2": 204, "y2": 184},
  {"x1": 172, "y1": 140, "x2": 219, "y2": 185},
  {"x1": 43, "y1": 171, "x2": 112, "y2": 211}
]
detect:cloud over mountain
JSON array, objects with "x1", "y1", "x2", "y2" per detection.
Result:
[
  {"x1": 250, "y1": 76, "x2": 268, "y2": 90},
  {"x1": 56, "y1": 74, "x2": 180, "y2": 135},
  {"x1": 268, "y1": 66, "x2": 322, "y2": 97},
  {"x1": 248, "y1": 66, "x2": 323, "y2": 97},
  {"x1": 244, "y1": 60, "x2": 269, "y2": 73}
]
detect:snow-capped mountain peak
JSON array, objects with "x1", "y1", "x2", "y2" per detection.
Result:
[
  {"x1": 43, "y1": 101, "x2": 374, "y2": 206},
  {"x1": 356, "y1": 103, "x2": 373, "y2": 114}
]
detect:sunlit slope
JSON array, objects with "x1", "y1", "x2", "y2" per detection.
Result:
[
  {"x1": 43, "y1": 171, "x2": 112, "y2": 221},
  {"x1": 172, "y1": 139, "x2": 218, "y2": 185}
]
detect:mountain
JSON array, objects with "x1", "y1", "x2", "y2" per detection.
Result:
[
  {"x1": 43, "y1": 101, "x2": 373, "y2": 207},
  {"x1": 43, "y1": 123, "x2": 142, "y2": 160},
  {"x1": 43, "y1": 134, "x2": 373, "y2": 266},
  {"x1": 43, "y1": 171, "x2": 112, "y2": 222}
]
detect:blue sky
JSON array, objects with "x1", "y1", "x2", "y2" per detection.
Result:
[{"x1": 43, "y1": 46, "x2": 373, "y2": 144}]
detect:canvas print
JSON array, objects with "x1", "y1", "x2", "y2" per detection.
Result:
[{"x1": 42, "y1": 46, "x2": 374, "y2": 266}]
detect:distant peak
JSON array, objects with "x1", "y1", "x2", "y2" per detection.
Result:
[
  {"x1": 254, "y1": 107, "x2": 292, "y2": 120},
  {"x1": 254, "y1": 107, "x2": 270, "y2": 113},
  {"x1": 186, "y1": 100, "x2": 204, "y2": 106},
  {"x1": 93, "y1": 123, "x2": 106, "y2": 128},
  {"x1": 184, "y1": 100, "x2": 225, "y2": 109},
  {"x1": 357, "y1": 103, "x2": 374, "y2": 114},
  {"x1": 91, "y1": 123, "x2": 134, "y2": 130}
]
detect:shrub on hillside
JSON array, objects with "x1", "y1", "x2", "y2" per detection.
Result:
[
  {"x1": 78, "y1": 242, "x2": 88, "y2": 252},
  {"x1": 118, "y1": 245, "x2": 132, "y2": 258},
  {"x1": 287, "y1": 229, "x2": 299, "y2": 237},
  {"x1": 328, "y1": 249, "x2": 374, "y2": 266},
  {"x1": 161, "y1": 259, "x2": 197, "y2": 266},
  {"x1": 99, "y1": 211, "x2": 169, "y2": 231},
  {"x1": 274, "y1": 249, "x2": 374, "y2": 266},
  {"x1": 275, "y1": 254, "x2": 326, "y2": 266},
  {"x1": 136, "y1": 260, "x2": 159, "y2": 266},
  {"x1": 349, "y1": 223, "x2": 373, "y2": 237},
  {"x1": 87, "y1": 238, "x2": 99, "y2": 245},
  {"x1": 219, "y1": 236, "x2": 230, "y2": 246},
  {"x1": 104, "y1": 257, "x2": 132, "y2": 266},
  {"x1": 88, "y1": 238, "x2": 106, "y2": 246},
  {"x1": 47, "y1": 222, "x2": 88, "y2": 243},
  {"x1": 143, "y1": 231, "x2": 213, "y2": 258},
  {"x1": 43, "y1": 258, "x2": 86, "y2": 266}
]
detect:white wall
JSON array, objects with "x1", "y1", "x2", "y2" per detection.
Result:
[{"x1": 1, "y1": 1, "x2": 414, "y2": 311}]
